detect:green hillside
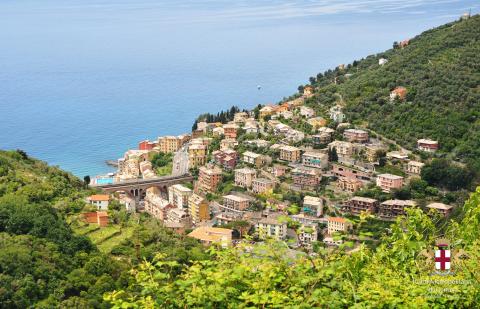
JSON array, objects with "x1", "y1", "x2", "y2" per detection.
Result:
[{"x1": 305, "y1": 15, "x2": 480, "y2": 171}]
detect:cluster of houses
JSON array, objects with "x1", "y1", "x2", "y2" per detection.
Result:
[{"x1": 93, "y1": 85, "x2": 448, "y2": 251}]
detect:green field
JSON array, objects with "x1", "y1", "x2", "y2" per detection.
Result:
[{"x1": 71, "y1": 216, "x2": 136, "y2": 254}]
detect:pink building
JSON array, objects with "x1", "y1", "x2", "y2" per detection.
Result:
[
  {"x1": 332, "y1": 164, "x2": 372, "y2": 181},
  {"x1": 376, "y1": 174, "x2": 404, "y2": 193}
]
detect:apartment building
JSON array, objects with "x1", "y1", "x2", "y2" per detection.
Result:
[
  {"x1": 197, "y1": 165, "x2": 223, "y2": 193},
  {"x1": 302, "y1": 196, "x2": 323, "y2": 217},
  {"x1": 378, "y1": 199, "x2": 416, "y2": 219},
  {"x1": 223, "y1": 194, "x2": 251, "y2": 211},
  {"x1": 302, "y1": 151, "x2": 328, "y2": 169},
  {"x1": 279, "y1": 145, "x2": 301, "y2": 162},
  {"x1": 234, "y1": 168, "x2": 256, "y2": 188},
  {"x1": 188, "y1": 193, "x2": 210, "y2": 225},
  {"x1": 328, "y1": 141, "x2": 354, "y2": 157},
  {"x1": 376, "y1": 174, "x2": 404, "y2": 193},
  {"x1": 291, "y1": 166, "x2": 321, "y2": 190},
  {"x1": 343, "y1": 129, "x2": 369, "y2": 143},
  {"x1": 427, "y1": 202, "x2": 453, "y2": 217},
  {"x1": 223, "y1": 123, "x2": 239, "y2": 139},
  {"x1": 255, "y1": 216, "x2": 287, "y2": 240},
  {"x1": 327, "y1": 217, "x2": 352, "y2": 235},
  {"x1": 188, "y1": 144, "x2": 207, "y2": 168},
  {"x1": 251, "y1": 178, "x2": 274, "y2": 194},
  {"x1": 337, "y1": 177, "x2": 364, "y2": 192},
  {"x1": 341, "y1": 196, "x2": 378, "y2": 216},
  {"x1": 157, "y1": 135, "x2": 189, "y2": 153},
  {"x1": 168, "y1": 184, "x2": 193, "y2": 209}
]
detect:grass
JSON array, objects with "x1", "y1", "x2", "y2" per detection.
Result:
[
  {"x1": 157, "y1": 162, "x2": 173, "y2": 176},
  {"x1": 70, "y1": 215, "x2": 138, "y2": 254}
]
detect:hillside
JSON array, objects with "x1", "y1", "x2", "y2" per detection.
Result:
[
  {"x1": 305, "y1": 15, "x2": 480, "y2": 171},
  {"x1": 0, "y1": 151, "x2": 207, "y2": 308}
]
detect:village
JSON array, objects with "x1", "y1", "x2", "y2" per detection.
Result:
[{"x1": 85, "y1": 77, "x2": 452, "y2": 252}]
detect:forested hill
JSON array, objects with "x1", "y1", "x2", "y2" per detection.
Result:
[{"x1": 306, "y1": 14, "x2": 480, "y2": 171}]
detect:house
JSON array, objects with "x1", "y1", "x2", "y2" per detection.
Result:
[
  {"x1": 378, "y1": 200, "x2": 416, "y2": 219},
  {"x1": 328, "y1": 141, "x2": 354, "y2": 157},
  {"x1": 188, "y1": 144, "x2": 207, "y2": 168},
  {"x1": 399, "y1": 39, "x2": 410, "y2": 48},
  {"x1": 313, "y1": 133, "x2": 332, "y2": 145},
  {"x1": 188, "y1": 226, "x2": 232, "y2": 247},
  {"x1": 332, "y1": 164, "x2": 372, "y2": 181},
  {"x1": 299, "y1": 106, "x2": 315, "y2": 118},
  {"x1": 252, "y1": 178, "x2": 274, "y2": 194},
  {"x1": 285, "y1": 129, "x2": 305, "y2": 143},
  {"x1": 343, "y1": 129, "x2": 369, "y2": 143},
  {"x1": 386, "y1": 151, "x2": 409, "y2": 161},
  {"x1": 427, "y1": 202, "x2": 453, "y2": 217},
  {"x1": 379, "y1": 58, "x2": 388, "y2": 65},
  {"x1": 223, "y1": 123, "x2": 239, "y2": 139},
  {"x1": 327, "y1": 217, "x2": 352, "y2": 235},
  {"x1": 188, "y1": 193, "x2": 210, "y2": 225},
  {"x1": 234, "y1": 112, "x2": 249, "y2": 123},
  {"x1": 307, "y1": 117, "x2": 327, "y2": 129},
  {"x1": 406, "y1": 161, "x2": 424, "y2": 175},
  {"x1": 272, "y1": 164, "x2": 287, "y2": 177},
  {"x1": 279, "y1": 110, "x2": 293, "y2": 120},
  {"x1": 168, "y1": 184, "x2": 193, "y2": 209},
  {"x1": 303, "y1": 85, "x2": 314, "y2": 96},
  {"x1": 279, "y1": 145, "x2": 301, "y2": 162},
  {"x1": 213, "y1": 149, "x2": 238, "y2": 170},
  {"x1": 220, "y1": 138, "x2": 238, "y2": 150},
  {"x1": 255, "y1": 216, "x2": 287, "y2": 240},
  {"x1": 302, "y1": 196, "x2": 323, "y2": 217},
  {"x1": 83, "y1": 211, "x2": 109, "y2": 227},
  {"x1": 417, "y1": 139, "x2": 438, "y2": 152},
  {"x1": 234, "y1": 168, "x2": 256, "y2": 188},
  {"x1": 302, "y1": 151, "x2": 328, "y2": 169},
  {"x1": 390, "y1": 87, "x2": 407, "y2": 101},
  {"x1": 243, "y1": 122, "x2": 259, "y2": 134},
  {"x1": 337, "y1": 177, "x2": 364, "y2": 192},
  {"x1": 245, "y1": 139, "x2": 269, "y2": 148},
  {"x1": 298, "y1": 225, "x2": 318, "y2": 248},
  {"x1": 197, "y1": 165, "x2": 223, "y2": 193},
  {"x1": 212, "y1": 126, "x2": 224, "y2": 137},
  {"x1": 291, "y1": 166, "x2": 321, "y2": 190},
  {"x1": 223, "y1": 194, "x2": 251, "y2": 211},
  {"x1": 259, "y1": 105, "x2": 276, "y2": 119},
  {"x1": 329, "y1": 105, "x2": 345, "y2": 123},
  {"x1": 87, "y1": 194, "x2": 110, "y2": 210},
  {"x1": 376, "y1": 174, "x2": 404, "y2": 193},
  {"x1": 138, "y1": 140, "x2": 156, "y2": 151},
  {"x1": 242, "y1": 151, "x2": 270, "y2": 168},
  {"x1": 342, "y1": 196, "x2": 378, "y2": 216}
]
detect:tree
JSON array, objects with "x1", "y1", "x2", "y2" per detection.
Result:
[
  {"x1": 328, "y1": 147, "x2": 338, "y2": 162},
  {"x1": 83, "y1": 175, "x2": 90, "y2": 187}
]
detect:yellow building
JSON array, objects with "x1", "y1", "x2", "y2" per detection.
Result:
[
  {"x1": 188, "y1": 193, "x2": 210, "y2": 225},
  {"x1": 188, "y1": 144, "x2": 207, "y2": 168},
  {"x1": 188, "y1": 226, "x2": 232, "y2": 247},
  {"x1": 157, "y1": 135, "x2": 189, "y2": 153},
  {"x1": 279, "y1": 145, "x2": 301, "y2": 162}
]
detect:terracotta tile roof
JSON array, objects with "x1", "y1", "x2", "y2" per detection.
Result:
[{"x1": 88, "y1": 194, "x2": 110, "y2": 201}]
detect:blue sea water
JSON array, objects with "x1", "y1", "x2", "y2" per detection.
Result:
[{"x1": 0, "y1": 0, "x2": 478, "y2": 177}]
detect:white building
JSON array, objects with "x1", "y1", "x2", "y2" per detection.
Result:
[{"x1": 168, "y1": 184, "x2": 193, "y2": 209}]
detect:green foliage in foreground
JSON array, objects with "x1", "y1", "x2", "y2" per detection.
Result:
[
  {"x1": 0, "y1": 150, "x2": 208, "y2": 308},
  {"x1": 107, "y1": 188, "x2": 480, "y2": 308}
]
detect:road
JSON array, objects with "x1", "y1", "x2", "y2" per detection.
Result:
[{"x1": 172, "y1": 144, "x2": 189, "y2": 176}]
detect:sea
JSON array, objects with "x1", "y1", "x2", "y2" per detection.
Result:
[{"x1": 0, "y1": 0, "x2": 478, "y2": 177}]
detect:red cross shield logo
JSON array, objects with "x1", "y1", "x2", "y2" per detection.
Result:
[{"x1": 435, "y1": 243, "x2": 451, "y2": 271}]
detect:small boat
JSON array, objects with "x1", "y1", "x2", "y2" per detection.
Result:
[{"x1": 257, "y1": 85, "x2": 262, "y2": 90}]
